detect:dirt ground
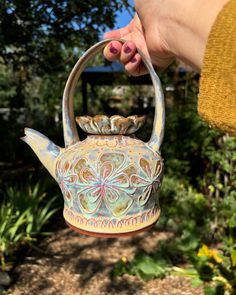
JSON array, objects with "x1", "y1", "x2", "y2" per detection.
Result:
[{"x1": 8, "y1": 217, "x2": 203, "y2": 295}]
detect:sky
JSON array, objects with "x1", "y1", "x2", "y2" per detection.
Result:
[
  {"x1": 102, "y1": 1, "x2": 134, "y2": 38},
  {"x1": 115, "y1": 2, "x2": 134, "y2": 29}
]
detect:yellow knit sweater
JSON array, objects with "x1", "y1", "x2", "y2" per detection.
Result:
[{"x1": 198, "y1": 0, "x2": 236, "y2": 135}]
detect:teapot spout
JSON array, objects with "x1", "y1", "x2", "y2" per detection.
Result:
[{"x1": 22, "y1": 128, "x2": 62, "y2": 180}]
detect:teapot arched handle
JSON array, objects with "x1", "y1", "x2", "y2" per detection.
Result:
[{"x1": 62, "y1": 38, "x2": 165, "y2": 152}]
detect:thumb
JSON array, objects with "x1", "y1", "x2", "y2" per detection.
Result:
[
  {"x1": 104, "y1": 30, "x2": 121, "y2": 39},
  {"x1": 104, "y1": 26, "x2": 130, "y2": 40}
]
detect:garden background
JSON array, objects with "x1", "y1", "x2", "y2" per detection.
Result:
[{"x1": 0, "y1": 1, "x2": 235, "y2": 294}]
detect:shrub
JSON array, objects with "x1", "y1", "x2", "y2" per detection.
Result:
[{"x1": 0, "y1": 179, "x2": 59, "y2": 270}]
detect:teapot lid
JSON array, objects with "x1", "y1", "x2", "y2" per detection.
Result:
[{"x1": 76, "y1": 114, "x2": 145, "y2": 135}]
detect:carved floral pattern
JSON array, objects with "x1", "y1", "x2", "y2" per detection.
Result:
[
  {"x1": 131, "y1": 158, "x2": 162, "y2": 206},
  {"x1": 74, "y1": 153, "x2": 135, "y2": 217},
  {"x1": 57, "y1": 160, "x2": 77, "y2": 208},
  {"x1": 57, "y1": 151, "x2": 163, "y2": 218}
]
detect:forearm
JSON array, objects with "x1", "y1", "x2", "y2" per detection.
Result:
[{"x1": 134, "y1": 0, "x2": 230, "y2": 71}]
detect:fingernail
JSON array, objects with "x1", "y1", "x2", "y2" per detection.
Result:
[
  {"x1": 124, "y1": 45, "x2": 132, "y2": 54},
  {"x1": 131, "y1": 57, "x2": 137, "y2": 63},
  {"x1": 110, "y1": 43, "x2": 118, "y2": 54}
]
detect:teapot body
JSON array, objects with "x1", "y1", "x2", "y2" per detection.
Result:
[
  {"x1": 23, "y1": 39, "x2": 165, "y2": 237},
  {"x1": 56, "y1": 135, "x2": 163, "y2": 237}
]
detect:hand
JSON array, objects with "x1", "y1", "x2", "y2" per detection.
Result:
[
  {"x1": 104, "y1": 0, "x2": 229, "y2": 76},
  {"x1": 103, "y1": 13, "x2": 174, "y2": 76}
]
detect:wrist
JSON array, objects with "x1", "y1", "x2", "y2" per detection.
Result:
[
  {"x1": 162, "y1": 0, "x2": 230, "y2": 70},
  {"x1": 134, "y1": 0, "x2": 230, "y2": 71}
]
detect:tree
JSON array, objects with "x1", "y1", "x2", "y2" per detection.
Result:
[
  {"x1": 0, "y1": 0, "x2": 124, "y2": 162},
  {"x1": 0, "y1": 0, "x2": 122, "y2": 74}
]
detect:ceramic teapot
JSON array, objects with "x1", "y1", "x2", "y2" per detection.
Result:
[{"x1": 22, "y1": 39, "x2": 165, "y2": 237}]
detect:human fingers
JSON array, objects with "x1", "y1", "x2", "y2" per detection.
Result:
[
  {"x1": 120, "y1": 42, "x2": 149, "y2": 76},
  {"x1": 103, "y1": 26, "x2": 132, "y2": 61},
  {"x1": 104, "y1": 41, "x2": 149, "y2": 76},
  {"x1": 103, "y1": 40, "x2": 122, "y2": 62},
  {"x1": 124, "y1": 53, "x2": 149, "y2": 76},
  {"x1": 104, "y1": 25, "x2": 131, "y2": 40},
  {"x1": 120, "y1": 41, "x2": 137, "y2": 64}
]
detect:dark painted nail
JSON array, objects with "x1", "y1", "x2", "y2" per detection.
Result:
[
  {"x1": 131, "y1": 57, "x2": 137, "y2": 63},
  {"x1": 124, "y1": 45, "x2": 132, "y2": 54},
  {"x1": 110, "y1": 44, "x2": 118, "y2": 54}
]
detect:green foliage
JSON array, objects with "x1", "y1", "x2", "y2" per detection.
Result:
[
  {"x1": 111, "y1": 69, "x2": 236, "y2": 294},
  {"x1": 0, "y1": 179, "x2": 59, "y2": 270},
  {"x1": 0, "y1": 202, "x2": 27, "y2": 269},
  {"x1": 0, "y1": 0, "x2": 125, "y2": 162},
  {"x1": 0, "y1": 0, "x2": 122, "y2": 72},
  {"x1": 112, "y1": 254, "x2": 169, "y2": 280},
  {"x1": 130, "y1": 254, "x2": 168, "y2": 280}
]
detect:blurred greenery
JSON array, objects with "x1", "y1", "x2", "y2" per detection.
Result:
[
  {"x1": 111, "y1": 68, "x2": 236, "y2": 294},
  {"x1": 0, "y1": 0, "x2": 124, "y2": 273},
  {"x1": 0, "y1": 1, "x2": 235, "y2": 294},
  {"x1": 0, "y1": 178, "x2": 60, "y2": 270},
  {"x1": 0, "y1": 0, "x2": 123, "y2": 162}
]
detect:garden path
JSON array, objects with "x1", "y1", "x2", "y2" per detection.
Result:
[{"x1": 9, "y1": 219, "x2": 203, "y2": 295}]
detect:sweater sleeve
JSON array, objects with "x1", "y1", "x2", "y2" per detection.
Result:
[{"x1": 198, "y1": 0, "x2": 236, "y2": 135}]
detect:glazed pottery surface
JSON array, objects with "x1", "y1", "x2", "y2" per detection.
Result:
[
  {"x1": 57, "y1": 135, "x2": 163, "y2": 235},
  {"x1": 22, "y1": 39, "x2": 165, "y2": 237}
]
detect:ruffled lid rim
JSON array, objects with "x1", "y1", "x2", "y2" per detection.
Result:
[{"x1": 76, "y1": 114, "x2": 145, "y2": 135}]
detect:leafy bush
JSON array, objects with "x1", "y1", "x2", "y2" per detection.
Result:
[
  {"x1": 0, "y1": 179, "x2": 59, "y2": 270},
  {"x1": 112, "y1": 69, "x2": 236, "y2": 295},
  {"x1": 113, "y1": 254, "x2": 168, "y2": 280}
]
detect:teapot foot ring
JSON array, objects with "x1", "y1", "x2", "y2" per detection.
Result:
[{"x1": 65, "y1": 221, "x2": 156, "y2": 238}]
